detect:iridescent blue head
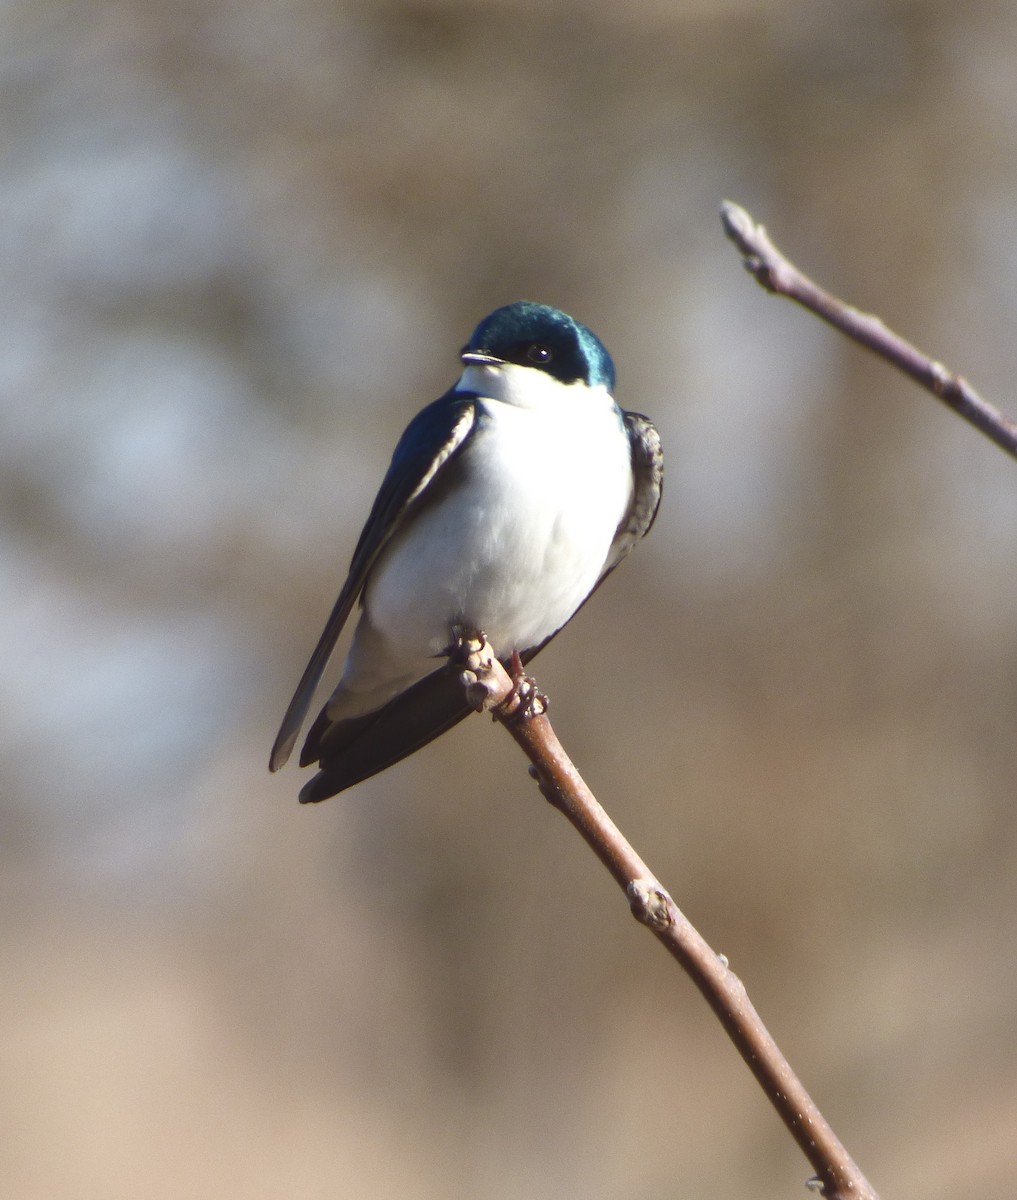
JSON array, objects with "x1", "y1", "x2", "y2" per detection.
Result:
[{"x1": 462, "y1": 301, "x2": 615, "y2": 391}]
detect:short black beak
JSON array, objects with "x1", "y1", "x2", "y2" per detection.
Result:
[{"x1": 461, "y1": 350, "x2": 504, "y2": 367}]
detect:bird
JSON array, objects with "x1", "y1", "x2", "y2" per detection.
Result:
[{"x1": 270, "y1": 300, "x2": 663, "y2": 803}]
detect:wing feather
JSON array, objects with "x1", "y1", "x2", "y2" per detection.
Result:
[
  {"x1": 268, "y1": 394, "x2": 477, "y2": 771},
  {"x1": 607, "y1": 411, "x2": 664, "y2": 573}
]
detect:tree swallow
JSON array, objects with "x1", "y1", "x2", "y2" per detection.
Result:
[{"x1": 270, "y1": 300, "x2": 663, "y2": 803}]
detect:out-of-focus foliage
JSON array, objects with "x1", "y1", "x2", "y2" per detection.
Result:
[{"x1": 3, "y1": 2, "x2": 1016, "y2": 1197}]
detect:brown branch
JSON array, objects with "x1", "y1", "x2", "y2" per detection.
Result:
[
  {"x1": 457, "y1": 638, "x2": 879, "y2": 1200},
  {"x1": 720, "y1": 200, "x2": 1017, "y2": 461}
]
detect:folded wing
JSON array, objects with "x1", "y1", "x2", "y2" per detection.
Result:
[{"x1": 269, "y1": 393, "x2": 478, "y2": 772}]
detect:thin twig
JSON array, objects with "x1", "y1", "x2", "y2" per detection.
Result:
[
  {"x1": 457, "y1": 638, "x2": 880, "y2": 1200},
  {"x1": 720, "y1": 200, "x2": 1017, "y2": 461}
]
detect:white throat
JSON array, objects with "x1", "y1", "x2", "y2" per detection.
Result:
[{"x1": 456, "y1": 361, "x2": 613, "y2": 413}]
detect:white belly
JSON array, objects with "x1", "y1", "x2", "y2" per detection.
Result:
[{"x1": 359, "y1": 388, "x2": 632, "y2": 671}]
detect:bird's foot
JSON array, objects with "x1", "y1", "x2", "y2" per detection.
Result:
[
  {"x1": 508, "y1": 651, "x2": 548, "y2": 718},
  {"x1": 452, "y1": 631, "x2": 504, "y2": 712},
  {"x1": 451, "y1": 635, "x2": 547, "y2": 720},
  {"x1": 450, "y1": 628, "x2": 489, "y2": 667}
]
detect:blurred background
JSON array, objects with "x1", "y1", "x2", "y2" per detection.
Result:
[{"x1": 3, "y1": 1, "x2": 1016, "y2": 1197}]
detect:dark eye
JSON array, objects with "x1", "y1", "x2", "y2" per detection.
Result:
[{"x1": 527, "y1": 343, "x2": 552, "y2": 364}]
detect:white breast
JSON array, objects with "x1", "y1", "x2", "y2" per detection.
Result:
[{"x1": 362, "y1": 366, "x2": 633, "y2": 667}]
